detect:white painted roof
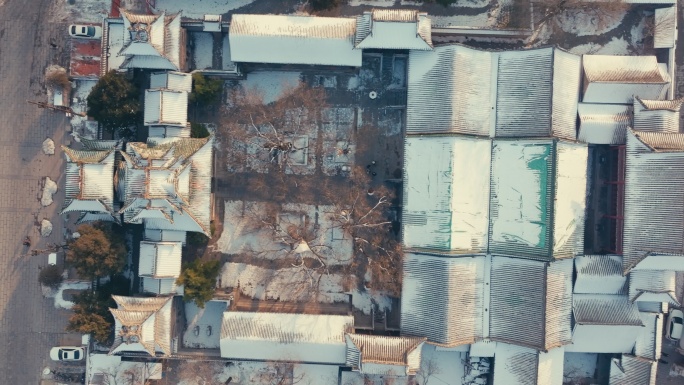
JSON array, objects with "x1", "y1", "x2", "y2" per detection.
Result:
[
  {"x1": 355, "y1": 10, "x2": 432, "y2": 50},
  {"x1": 628, "y1": 270, "x2": 678, "y2": 305},
  {"x1": 138, "y1": 241, "x2": 182, "y2": 278},
  {"x1": 229, "y1": 14, "x2": 362, "y2": 67},
  {"x1": 582, "y1": 55, "x2": 669, "y2": 104},
  {"x1": 402, "y1": 136, "x2": 491, "y2": 253},
  {"x1": 144, "y1": 89, "x2": 188, "y2": 127},
  {"x1": 220, "y1": 312, "x2": 353, "y2": 364},
  {"x1": 150, "y1": 71, "x2": 192, "y2": 93}
]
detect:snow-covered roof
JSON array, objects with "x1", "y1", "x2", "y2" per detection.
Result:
[
  {"x1": 400, "y1": 253, "x2": 485, "y2": 346},
  {"x1": 609, "y1": 354, "x2": 656, "y2": 385},
  {"x1": 149, "y1": 71, "x2": 192, "y2": 93},
  {"x1": 118, "y1": 137, "x2": 213, "y2": 235},
  {"x1": 654, "y1": 6, "x2": 676, "y2": 49},
  {"x1": 220, "y1": 312, "x2": 353, "y2": 364},
  {"x1": 61, "y1": 143, "x2": 118, "y2": 222},
  {"x1": 109, "y1": 295, "x2": 174, "y2": 356},
  {"x1": 144, "y1": 228, "x2": 187, "y2": 245},
  {"x1": 628, "y1": 270, "x2": 678, "y2": 305},
  {"x1": 116, "y1": 9, "x2": 182, "y2": 70},
  {"x1": 573, "y1": 255, "x2": 627, "y2": 295},
  {"x1": 345, "y1": 334, "x2": 425, "y2": 376},
  {"x1": 582, "y1": 55, "x2": 669, "y2": 104},
  {"x1": 229, "y1": 14, "x2": 362, "y2": 67},
  {"x1": 633, "y1": 97, "x2": 682, "y2": 133},
  {"x1": 634, "y1": 312, "x2": 663, "y2": 361},
  {"x1": 489, "y1": 140, "x2": 586, "y2": 260},
  {"x1": 354, "y1": 10, "x2": 432, "y2": 50},
  {"x1": 144, "y1": 89, "x2": 188, "y2": 127},
  {"x1": 489, "y1": 257, "x2": 573, "y2": 351},
  {"x1": 141, "y1": 277, "x2": 178, "y2": 295},
  {"x1": 492, "y1": 343, "x2": 564, "y2": 385},
  {"x1": 138, "y1": 241, "x2": 182, "y2": 278},
  {"x1": 406, "y1": 45, "x2": 580, "y2": 140},
  {"x1": 402, "y1": 136, "x2": 491, "y2": 253},
  {"x1": 623, "y1": 130, "x2": 684, "y2": 272},
  {"x1": 577, "y1": 103, "x2": 631, "y2": 144}
]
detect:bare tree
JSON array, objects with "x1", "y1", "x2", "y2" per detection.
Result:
[
  {"x1": 177, "y1": 360, "x2": 222, "y2": 385},
  {"x1": 526, "y1": 0, "x2": 630, "y2": 46},
  {"x1": 101, "y1": 362, "x2": 162, "y2": 385},
  {"x1": 415, "y1": 358, "x2": 441, "y2": 385},
  {"x1": 220, "y1": 82, "x2": 328, "y2": 173},
  {"x1": 257, "y1": 362, "x2": 305, "y2": 385}
]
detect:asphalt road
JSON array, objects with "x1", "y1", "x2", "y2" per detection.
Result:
[{"x1": 0, "y1": 0, "x2": 84, "y2": 383}]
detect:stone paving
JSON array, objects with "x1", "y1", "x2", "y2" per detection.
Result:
[{"x1": 0, "y1": 1, "x2": 85, "y2": 383}]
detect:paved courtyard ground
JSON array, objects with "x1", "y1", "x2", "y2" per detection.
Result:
[{"x1": 0, "y1": 0, "x2": 86, "y2": 383}]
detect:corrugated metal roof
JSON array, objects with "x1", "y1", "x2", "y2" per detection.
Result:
[
  {"x1": 609, "y1": 355, "x2": 656, "y2": 385},
  {"x1": 628, "y1": 270, "x2": 678, "y2": 304},
  {"x1": 400, "y1": 253, "x2": 485, "y2": 346},
  {"x1": 633, "y1": 97, "x2": 681, "y2": 133},
  {"x1": 489, "y1": 257, "x2": 572, "y2": 350},
  {"x1": 230, "y1": 14, "x2": 356, "y2": 39},
  {"x1": 583, "y1": 55, "x2": 667, "y2": 84},
  {"x1": 623, "y1": 130, "x2": 684, "y2": 272},
  {"x1": 372, "y1": 9, "x2": 418, "y2": 22},
  {"x1": 551, "y1": 49, "x2": 582, "y2": 140},
  {"x1": 573, "y1": 294, "x2": 642, "y2": 326},
  {"x1": 495, "y1": 48, "x2": 553, "y2": 137},
  {"x1": 220, "y1": 312, "x2": 353, "y2": 363},
  {"x1": 654, "y1": 6, "x2": 676, "y2": 49},
  {"x1": 492, "y1": 343, "x2": 564, "y2": 385},
  {"x1": 634, "y1": 312, "x2": 663, "y2": 361},
  {"x1": 574, "y1": 255, "x2": 627, "y2": 295},
  {"x1": 577, "y1": 103, "x2": 632, "y2": 145},
  {"x1": 345, "y1": 334, "x2": 424, "y2": 374},
  {"x1": 402, "y1": 136, "x2": 491, "y2": 253},
  {"x1": 552, "y1": 141, "x2": 587, "y2": 258}
]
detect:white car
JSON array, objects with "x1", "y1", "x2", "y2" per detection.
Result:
[
  {"x1": 667, "y1": 309, "x2": 684, "y2": 340},
  {"x1": 68, "y1": 25, "x2": 102, "y2": 39},
  {"x1": 50, "y1": 346, "x2": 85, "y2": 361}
]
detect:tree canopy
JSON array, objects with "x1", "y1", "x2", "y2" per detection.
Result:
[
  {"x1": 190, "y1": 73, "x2": 223, "y2": 105},
  {"x1": 67, "y1": 275, "x2": 130, "y2": 345},
  {"x1": 66, "y1": 222, "x2": 126, "y2": 279},
  {"x1": 176, "y1": 259, "x2": 221, "y2": 308},
  {"x1": 38, "y1": 264, "x2": 63, "y2": 289},
  {"x1": 87, "y1": 70, "x2": 141, "y2": 134}
]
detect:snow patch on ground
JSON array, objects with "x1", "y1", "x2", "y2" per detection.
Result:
[
  {"x1": 351, "y1": 288, "x2": 392, "y2": 314},
  {"x1": 557, "y1": 8, "x2": 626, "y2": 37},
  {"x1": 42, "y1": 138, "x2": 55, "y2": 155},
  {"x1": 41, "y1": 219, "x2": 53, "y2": 237},
  {"x1": 182, "y1": 301, "x2": 227, "y2": 349},
  {"x1": 221, "y1": 262, "x2": 348, "y2": 303},
  {"x1": 239, "y1": 71, "x2": 303, "y2": 104},
  {"x1": 430, "y1": 13, "x2": 491, "y2": 28},
  {"x1": 569, "y1": 37, "x2": 631, "y2": 55},
  {"x1": 564, "y1": 352, "x2": 598, "y2": 380},
  {"x1": 70, "y1": 80, "x2": 99, "y2": 139},
  {"x1": 49, "y1": 0, "x2": 109, "y2": 23},
  {"x1": 217, "y1": 201, "x2": 353, "y2": 266},
  {"x1": 53, "y1": 281, "x2": 90, "y2": 309},
  {"x1": 419, "y1": 344, "x2": 467, "y2": 385},
  {"x1": 41, "y1": 177, "x2": 58, "y2": 207},
  {"x1": 154, "y1": 0, "x2": 256, "y2": 19},
  {"x1": 191, "y1": 32, "x2": 214, "y2": 70},
  {"x1": 293, "y1": 364, "x2": 339, "y2": 385}
]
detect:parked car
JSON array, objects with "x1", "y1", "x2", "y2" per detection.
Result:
[
  {"x1": 68, "y1": 25, "x2": 101, "y2": 39},
  {"x1": 49, "y1": 346, "x2": 85, "y2": 361},
  {"x1": 667, "y1": 309, "x2": 684, "y2": 340}
]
